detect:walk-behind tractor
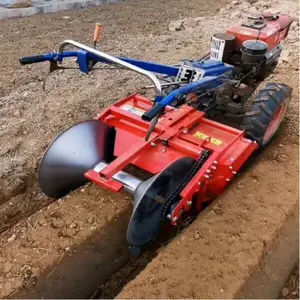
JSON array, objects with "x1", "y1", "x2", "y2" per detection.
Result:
[{"x1": 20, "y1": 14, "x2": 293, "y2": 254}]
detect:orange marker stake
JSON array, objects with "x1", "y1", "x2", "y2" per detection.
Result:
[{"x1": 93, "y1": 23, "x2": 103, "y2": 48}]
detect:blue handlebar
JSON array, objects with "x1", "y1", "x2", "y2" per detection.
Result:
[
  {"x1": 142, "y1": 77, "x2": 223, "y2": 121},
  {"x1": 19, "y1": 54, "x2": 56, "y2": 65}
]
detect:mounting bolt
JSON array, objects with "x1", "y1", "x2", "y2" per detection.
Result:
[
  {"x1": 226, "y1": 178, "x2": 230, "y2": 182},
  {"x1": 162, "y1": 149, "x2": 166, "y2": 153},
  {"x1": 187, "y1": 201, "x2": 192, "y2": 206},
  {"x1": 211, "y1": 166, "x2": 217, "y2": 170},
  {"x1": 151, "y1": 142, "x2": 156, "y2": 147},
  {"x1": 183, "y1": 129, "x2": 188, "y2": 134},
  {"x1": 173, "y1": 216, "x2": 178, "y2": 223},
  {"x1": 198, "y1": 181, "x2": 201, "y2": 185},
  {"x1": 229, "y1": 166, "x2": 233, "y2": 170},
  {"x1": 204, "y1": 174, "x2": 210, "y2": 179},
  {"x1": 232, "y1": 171, "x2": 237, "y2": 174},
  {"x1": 167, "y1": 214, "x2": 171, "y2": 220},
  {"x1": 230, "y1": 157, "x2": 234, "y2": 162},
  {"x1": 213, "y1": 160, "x2": 218, "y2": 164},
  {"x1": 206, "y1": 169, "x2": 211, "y2": 173}
]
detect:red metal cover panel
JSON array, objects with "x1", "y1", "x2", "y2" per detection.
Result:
[{"x1": 226, "y1": 14, "x2": 293, "y2": 49}]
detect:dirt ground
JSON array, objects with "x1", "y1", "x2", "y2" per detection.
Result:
[
  {"x1": 0, "y1": 0, "x2": 229, "y2": 233},
  {"x1": 0, "y1": 0, "x2": 298, "y2": 297},
  {"x1": 280, "y1": 264, "x2": 299, "y2": 299}
]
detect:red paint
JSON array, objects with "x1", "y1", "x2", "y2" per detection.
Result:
[
  {"x1": 84, "y1": 93, "x2": 259, "y2": 223},
  {"x1": 226, "y1": 14, "x2": 293, "y2": 49},
  {"x1": 263, "y1": 101, "x2": 289, "y2": 143}
]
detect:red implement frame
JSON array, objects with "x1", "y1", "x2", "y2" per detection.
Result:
[{"x1": 85, "y1": 94, "x2": 258, "y2": 223}]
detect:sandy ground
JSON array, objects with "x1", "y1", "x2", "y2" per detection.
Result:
[{"x1": 0, "y1": 0, "x2": 298, "y2": 297}]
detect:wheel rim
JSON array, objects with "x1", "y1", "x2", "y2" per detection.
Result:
[{"x1": 263, "y1": 101, "x2": 288, "y2": 144}]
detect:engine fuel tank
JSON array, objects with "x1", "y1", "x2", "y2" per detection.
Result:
[{"x1": 226, "y1": 14, "x2": 293, "y2": 50}]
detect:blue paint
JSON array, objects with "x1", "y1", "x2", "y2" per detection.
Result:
[
  {"x1": 20, "y1": 49, "x2": 235, "y2": 121},
  {"x1": 77, "y1": 50, "x2": 90, "y2": 73},
  {"x1": 155, "y1": 76, "x2": 223, "y2": 107},
  {"x1": 192, "y1": 59, "x2": 233, "y2": 77}
]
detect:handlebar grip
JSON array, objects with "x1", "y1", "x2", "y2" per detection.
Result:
[
  {"x1": 19, "y1": 55, "x2": 47, "y2": 65},
  {"x1": 141, "y1": 102, "x2": 165, "y2": 122}
]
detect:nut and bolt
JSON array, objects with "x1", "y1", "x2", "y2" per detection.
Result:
[
  {"x1": 151, "y1": 142, "x2": 156, "y2": 147},
  {"x1": 226, "y1": 178, "x2": 230, "y2": 182},
  {"x1": 206, "y1": 169, "x2": 211, "y2": 173},
  {"x1": 162, "y1": 149, "x2": 166, "y2": 153},
  {"x1": 213, "y1": 160, "x2": 218, "y2": 164},
  {"x1": 229, "y1": 166, "x2": 233, "y2": 170},
  {"x1": 211, "y1": 166, "x2": 217, "y2": 170},
  {"x1": 204, "y1": 174, "x2": 210, "y2": 179},
  {"x1": 187, "y1": 201, "x2": 192, "y2": 206}
]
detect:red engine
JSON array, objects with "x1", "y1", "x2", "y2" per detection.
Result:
[
  {"x1": 209, "y1": 14, "x2": 292, "y2": 81},
  {"x1": 226, "y1": 13, "x2": 293, "y2": 50}
]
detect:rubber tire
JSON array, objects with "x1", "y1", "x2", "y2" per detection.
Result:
[{"x1": 241, "y1": 83, "x2": 292, "y2": 147}]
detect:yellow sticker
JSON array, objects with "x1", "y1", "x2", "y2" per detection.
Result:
[
  {"x1": 193, "y1": 131, "x2": 209, "y2": 140},
  {"x1": 211, "y1": 138, "x2": 223, "y2": 146},
  {"x1": 193, "y1": 131, "x2": 223, "y2": 146}
]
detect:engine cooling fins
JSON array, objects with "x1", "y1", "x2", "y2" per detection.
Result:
[
  {"x1": 127, "y1": 157, "x2": 196, "y2": 255},
  {"x1": 38, "y1": 120, "x2": 115, "y2": 199}
]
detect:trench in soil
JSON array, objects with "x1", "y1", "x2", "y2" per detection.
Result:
[
  {"x1": 18, "y1": 137, "x2": 282, "y2": 299},
  {"x1": 9, "y1": 117, "x2": 292, "y2": 300}
]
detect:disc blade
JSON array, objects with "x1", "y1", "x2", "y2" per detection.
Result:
[
  {"x1": 38, "y1": 120, "x2": 115, "y2": 199},
  {"x1": 127, "y1": 157, "x2": 195, "y2": 248}
]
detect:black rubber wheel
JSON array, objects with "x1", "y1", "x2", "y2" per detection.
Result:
[{"x1": 241, "y1": 83, "x2": 292, "y2": 147}]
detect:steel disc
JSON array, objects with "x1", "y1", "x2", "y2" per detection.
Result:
[
  {"x1": 38, "y1": 120, "x2": 115, "y2": 199},
  {"x1": 127, "y1": 157, "x2": 196, "y2": 250}
]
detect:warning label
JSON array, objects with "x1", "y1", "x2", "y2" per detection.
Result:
[
  {"x1": 120, "y1": 104, "x2": 146, "y2": 117},
  {"x1": 193, "y1": 131, "x2": 223, "y2": 146}
]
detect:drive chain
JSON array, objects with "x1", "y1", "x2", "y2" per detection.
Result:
[{"x1": 161, "y1": 149, "x2": 211, "y2": 218}]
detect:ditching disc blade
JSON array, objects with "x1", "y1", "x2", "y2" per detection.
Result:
[
  {"x1": 127, "y1": 157, "x2": 196, "y2": 250},
  {"x1": 38, "y1": 120, "x2": 115, "y2": 199}
]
